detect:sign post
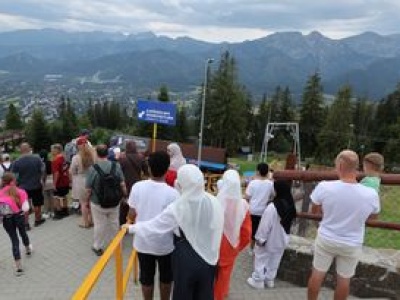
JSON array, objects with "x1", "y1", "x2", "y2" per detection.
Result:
[
  {"x1": 137, "y1": 99, "x2": 177, "y2": 152},
  {"x1": 152, "y1": 124, "x2": 157, "y2": 152}
]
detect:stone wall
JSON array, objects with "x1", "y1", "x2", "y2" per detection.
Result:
[{"x1": 278, "y1": 238, "x2": 400, "y2": 299}]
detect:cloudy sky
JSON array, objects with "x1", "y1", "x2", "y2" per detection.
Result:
[{"x1": 0, "y1": 0, "x2": 399, "y2": 42}]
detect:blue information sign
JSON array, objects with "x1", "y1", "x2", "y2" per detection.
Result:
[{"x1": 137, "y1": 99, "x2": 177, "y2": 126}]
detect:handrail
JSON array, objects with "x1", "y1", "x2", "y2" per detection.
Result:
[
  {"x1": 297, "y1": 212, "x2": 400, "y2": 231},
  {"x1": 273, "y1": 170, "x2": 400, "y2": 185},
  {"x1": 71, "y1": 228, "x2": 138, "y2": 300}
]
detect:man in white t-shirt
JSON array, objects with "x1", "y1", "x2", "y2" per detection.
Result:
[
  {"x1": 127, "y1": 151, "x2": 179, "y2": 300},
  {"x1": 307, "y1": 150, "x2": 380, "y2": 300},
  {"x1": 245, "y1": 162, "x2": 274, "y2": 253}
]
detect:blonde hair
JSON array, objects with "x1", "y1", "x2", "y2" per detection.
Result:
[
  {"x1": 79, "y1": 144, "x2": 95, "y2": 170},
  {"x1": 336, "y1": 150, "x2": 359, "y2": 171},
  {"x1": 1, "y1": 172, "x2": 21, "y2": 208},
  {"x1": 363, "y1": 152, "x2": 384, "y2": 172}
]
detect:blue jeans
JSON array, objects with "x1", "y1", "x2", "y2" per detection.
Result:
[{"x1": 3, "y1": 213, "x2": 30, "y2": 260}]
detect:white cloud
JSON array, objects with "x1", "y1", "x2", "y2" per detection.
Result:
[{"x1": 0, "y1": 0, "x2": 399, "y2": 41}]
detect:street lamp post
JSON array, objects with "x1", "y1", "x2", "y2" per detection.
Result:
[
  {"x1": 197, "y1": 58, "x2": 214, "y2": 166},
  {"x1": 347, "y1": 123, "x2": 354, "y2": 149}
]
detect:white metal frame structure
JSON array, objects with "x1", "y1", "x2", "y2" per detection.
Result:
[{"x1": 260, "y1": 122, "x2": 301, "y2": 169}]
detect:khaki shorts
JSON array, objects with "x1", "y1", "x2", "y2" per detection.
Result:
[{"x1": 313, "y1": 235, "x2": 361, "y2": 278}]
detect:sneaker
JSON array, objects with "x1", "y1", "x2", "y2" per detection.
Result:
[
  {"x1": 247, "y1": 277, "x2": 264, "y2": 289},
  {"x1": 265, "y1": 280, "x2": 275, "y2": 288},
  {"x1": 26, "y1": 244, "x2": 33, "y2": 256},
  {"x1": 53, "y1": 211, "x2": 64, "y2": 220},
  {"x1": 91, "y1": 247, "x2": 103, "y2": 257},
  {"x1": 15, "y1": 268, "x2": 24, "y2": 277},
  {"x1": 62, "y1": 208, "x2": 70, "y2": 217},
  {"x1": 25, "y1": 223, "x2": 31, "y2": 231},
  {"x1": 42, "y1": 213, "x2": 50, "y2": 219},
  {"x1": 34, "y1": 218, "x2": 46, "y2": 227}
]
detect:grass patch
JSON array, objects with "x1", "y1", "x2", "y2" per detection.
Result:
[{"x1": 364, "y1": 185, "x2": 400, "y2": 250}]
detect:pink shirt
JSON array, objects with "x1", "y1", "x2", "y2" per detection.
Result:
[{"x1": 0, "y1": 186, "x2": 28, "y2": 213}]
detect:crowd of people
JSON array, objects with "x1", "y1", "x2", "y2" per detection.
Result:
[{"x1": 0, "y1": 132, "x2": 384, "y2": 300}]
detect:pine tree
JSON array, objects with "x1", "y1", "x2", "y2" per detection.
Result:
[
  {"x1": 108, "y1": 101, "x2": 121, "y2": 130},
  {"x1": 373, "y1": 84, "x2": 400, "y2": 153},
  {"x1": 317, "y1": 85, "x2": 354, "y2": 162},
  {"x1": 383, "y1": 117, "x2": 400, "y2": 164},
  {"x1": 58, "y1": 96, "x2": 78, "y2": 143},
  {"x1": 269, "y1": 86, "x2": 296, "y2": 153},
  {"x1": 5, "y1": 103, "x2": 24, "y2": 130},
  {"x1": 254, "y1": 94, "x2": 269, "y2": 152},
  {"x1": 157, "y1": 85, "x2": 173, "y2": 140},
  {"x1": 26, "y1": 109, "x2": 51, "y2": 152},
  {"x1": 203, "y1": 51, "x2": 249, "y2": 154},
  {"x1": 299, "y1": 73, "x2": 325, "y2": 158},
  {"x1": 174, "y1": 105, "x2": 189, "y2": 142},
  {"x1": 158, "y1": 85, "x2": 169, "y2": 102},
  {"x1": 269, "y1": 86, "x2": 282, "y2": 122},
  {"x1": 280, "y1": 87, "x2": 295, "y2": 122},
  {"x1": 352, "y1": 97, "x2": 374, "y2": 155}
]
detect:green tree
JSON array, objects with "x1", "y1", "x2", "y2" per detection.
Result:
[
  {"x1": 317, "y1": 85, "x2": 354, "y2": 162},
  {"x1": 269, "y1": 86, "x2": 282, "y2": 122},
  {"x1": 373, "y1": 84, "x2": 400, "y2": 153},
  {"x1": 280, "y1": 87, "x2": 295, "y2": 122},
  {"x1": 254, "y1": 94, "x2": 269, "y2": 152},
  {"x1": 26, "y1": 109, "x2": 51, "y2": 152},
  {"x1": 352, "y1": 97, "x2": 374, "y2": 156},
  {"x1": 268, "y1": 86, "x2": 296, "y2": 153},
  {"x1": 383, "y1": 117, "x2": 400, "y2": 165},
  {"x1": 158, "y1": 85, "x2": 169, "y2": 102},
  {"x1": 299, "y1": 73, "x2": 325, "y2": 158},
  {"x1": 5, "y1": 103, "x2": 24, "y2": 130},
  {"x1": 203, "y1": 51, "x2": 249, "y2": 154},
  {"x1": 108, "y1": 101, "x2": 121, "y2": 130},
  {"x1": 78, "y1": 114, "x2": 92, "y2": 131},
  {"x1": 157, "y1": 85, "x2": 173, "y2": 140},
  {"x1": 174, "y1": 104, "x2": 189, "y2": 142},
  {"x1": 58, "y1": 96, "x2": 78, "y2": 143}
]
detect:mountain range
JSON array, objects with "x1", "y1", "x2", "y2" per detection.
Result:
[{"x1": 1, "y1": 29, "x2": 400, "y2": 99}]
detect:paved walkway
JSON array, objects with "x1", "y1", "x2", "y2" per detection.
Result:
[{"x1": 0, "y1": 213, "x2": 387, "y2": 299}]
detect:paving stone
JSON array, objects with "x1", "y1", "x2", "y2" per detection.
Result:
[{"x1": 0, "y1": 214, "x2": 389, "y2": 299}]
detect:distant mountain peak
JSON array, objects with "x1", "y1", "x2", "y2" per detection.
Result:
[
  {"x1": 128, "y1": 31, "x2": 157, "y2": 40},
  {"x1": 307, "y1": 31, "x2": 330, "y2": 41}
]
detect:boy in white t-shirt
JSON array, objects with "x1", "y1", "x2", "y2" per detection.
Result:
[
  {"x1": 245, "y1": 163, "x2": 274, "y2": 253},
  {"x1": 127, "y1": 151, "x2": 179, "y2": 300}
]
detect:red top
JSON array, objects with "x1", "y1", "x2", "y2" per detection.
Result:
[
  {"x1": 52, "y1": 154, "x2": 70, "y2": 188},
  {"x1": 218, "y1": 212, "x2": 252, "y2": 266},
  {"x1": 165, "y1": 169, "x2": 177, "y2": 187}
]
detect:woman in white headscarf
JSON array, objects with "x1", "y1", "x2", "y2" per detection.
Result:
[
  {"x1": 165, "y1": 143, "x2": 186, "y2": 187},
  {"x1": 124, "y1": 164, "x2": 224, "y2": 300},
  {"x1": 214, "y1": 170, "x2": 251, "y2": 300}
]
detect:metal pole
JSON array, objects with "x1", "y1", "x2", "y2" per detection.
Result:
[
  {"x1": 347, "y1": 123, "x2": 354, "y2": 149},
  {"x1": 197, "y1": 58, "x2": 213, "y2": 166}
]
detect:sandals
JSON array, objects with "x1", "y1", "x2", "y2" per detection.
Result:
[{"x1": 79, "y1": 223, "x2": 94, "y2": 229}]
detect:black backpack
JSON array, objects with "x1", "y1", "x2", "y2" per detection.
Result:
[{"x1": 93, "y1": 162, "x2": 123, "y2": 208}]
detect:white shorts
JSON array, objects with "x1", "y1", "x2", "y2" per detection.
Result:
[{"x1": 313, "y1": 235, "x2": 361, "y2": 278}]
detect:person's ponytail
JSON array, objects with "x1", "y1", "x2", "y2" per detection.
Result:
[{"x1": 2, "y1": 172, "x2": 22, "y2": 208}]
